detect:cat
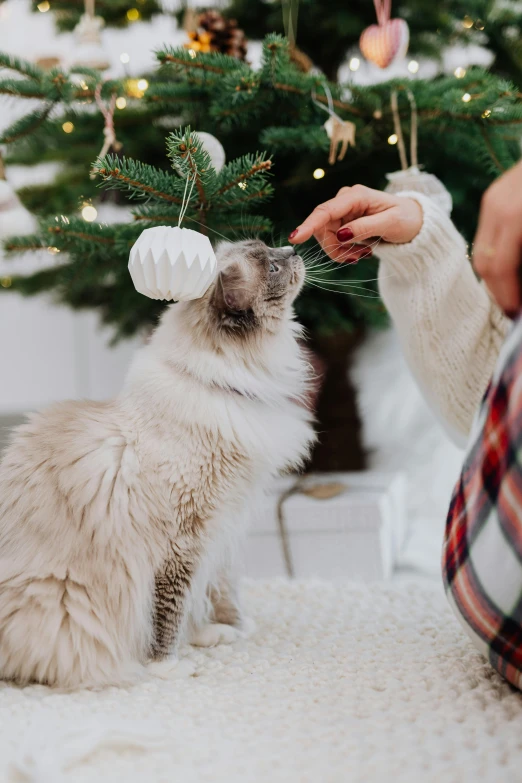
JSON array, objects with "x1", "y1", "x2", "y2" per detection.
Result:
[{"x1": 0, "y1": 239, "x2": 315, "y2": 689}]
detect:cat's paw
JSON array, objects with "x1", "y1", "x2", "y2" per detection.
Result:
[
  {"x1": 148, "y1": 657, "x2": 196, "y2": 679},
  {"x1": 190, "y1": 623, "x2": 242, "y2": 648},
  {"x1": 239, "y1": 617, "x2": 256, "y2": 637}
]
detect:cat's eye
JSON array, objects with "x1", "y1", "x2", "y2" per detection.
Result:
[{"x1": 270, "y1": 262, "x2": 279, "y2": 273}]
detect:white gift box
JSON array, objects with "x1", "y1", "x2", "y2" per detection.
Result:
[{"x1": 244, "y1": 472, "x2": 407, "y2": 582}]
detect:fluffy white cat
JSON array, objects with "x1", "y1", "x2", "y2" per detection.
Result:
[{"x1": 0, "y1": 240, "x2": 315, "y2": 688}]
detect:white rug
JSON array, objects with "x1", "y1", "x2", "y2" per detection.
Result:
[{"x1": 1, "y1": 580, "x2": 521, "y2": 783}]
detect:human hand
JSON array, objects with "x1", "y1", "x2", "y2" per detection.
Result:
[
  {"x1": 288, "y1": 184, "x2": 423, "y2": 263},
  {"x1": 473, "y1": 159, "x2": 522, "y2": 317}
]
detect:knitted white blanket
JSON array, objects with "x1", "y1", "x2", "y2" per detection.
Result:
[{"x1": 1, "y1": 580, "x2": 521, "y2": 783}]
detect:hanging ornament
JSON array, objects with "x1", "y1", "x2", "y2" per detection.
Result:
[
  {"x1": 66, "y1": 0, "x2": 110, "y2": 72},
  {"x1": 359, "y1": 0, "x2": 409, "y2": 69},
  {"x1": 0, "y1": 156, "x2": 37, "y2": 240},
  {"x1": 313, "y1": 82, "x2": 356, "y2": 165},
  {"x1": 90, "y1": 84, "x2": 123, "y2": 180},
  {"x1": 324, "y1": 116, "x2": 356, "y2": 165},
  {"x1": 128, "y1": 149, "x2": 217, "y2": 302},
  {"x1": 194, "y1": 132, "x2": 226, "y2": 173},
  {"x1": 185, "y1": 10, "x2": 247, "y2": 61},
  {"x1": 384, "y1": 90, "x2": 452, "y2": 215}
]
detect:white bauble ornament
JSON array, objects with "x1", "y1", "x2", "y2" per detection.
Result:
[
  {"x1": 385, "y1": 166, "x2": 453, "y2": 215},
  {"x1": 129, "y1": 225, "x2": 217, "y2": 301},
  {"x1": 0, "y1": 179, "x2": 37, "y2": 239},
  {"x1": 66, "y1": 12, "x2": 110, "y2": 71},
  {"x1": 195, "y1": 132, "x2": 226, "y2": 173}
]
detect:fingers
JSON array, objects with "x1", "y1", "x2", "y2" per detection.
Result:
[
  {"x1": 473, "y1": 228, "x2": 522, "y2": 315},
  {"x1": 289, "y1": 185, "x2": 392, "y2": 244},
  {"x1": 336, "y1": 214, "x2": 392, "y2": 245}
]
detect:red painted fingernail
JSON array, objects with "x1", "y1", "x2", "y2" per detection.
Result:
[
  {"x1": 337, "y1": 227, "x2": 354, "y2": 243},
  {"x1": 288, "y1": 230, "x2": 298, "y2": 240}
]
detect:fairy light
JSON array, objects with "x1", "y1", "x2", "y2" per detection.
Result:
[
  {"x1": 47, "y1": 246, "x2": 60, "y2": 255},
  {"x1": 126, "y1": 7, "x2": 140, "y2": 21},
  {"x1": 82, "y1": 205, "x2": 97, "y2": 222},
  {"x1": 62, "y1": 121, "x2": 74, "y2": 133},
  {"x1": 120, "y1": 52, "x2": 130, "y2": 64},
  {"x1": 137, "y1": 79, "x2": 149, "y2": 91},
  {"x1": 188, "y1": 49, "x2": 197, "y2": 59},
  {"x1": 475, "y1": 19, "x2": 485, "y2": 30},
  {"x1": 116, "y1": 97, "x2": 127, "y2": 109},
  {"x1": 482, "y1": 108, "x2": 492, "y2": 118},
  {"x1": 408, "y1": 60, "x2": 419, "y2": 74},
  {"x1": 349, "y1": 57, "x2": 360, "y2": 71},
  {"x1": 454, "y1": 67, "x2": 467, "y2": 78},
  {"x1": 388, "y1": 134, "x2": 398, "y2": 145},
  {"x1": 313, "y1": 168, "x2": 325, "y2": 179},
  {"x1": 463, "y1": 15, "x2": 474, "y2": 28},
  {"x1": 238, "y1": 182, "x2": 247, "y2": 190},
  {"x1": 37, "y1": 1, "x2": 50, "y2": 11},
  {"x1": 1, "y1": 277, "x2": 12, "y2": 288},
  {"x1": 462, "y1": 92, "x2": 471, "y2": 103},
  {"x1": 80, "y1": 80, "x2": 88, "y2": 90}
]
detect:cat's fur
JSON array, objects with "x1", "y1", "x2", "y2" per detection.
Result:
[{"x1": 0, "y1": 240, "x2": 315, "y2": 689}]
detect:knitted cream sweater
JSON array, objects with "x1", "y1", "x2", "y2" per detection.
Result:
[{"x1": 377, "y1": 192, "x2": 510, "y2": 448}]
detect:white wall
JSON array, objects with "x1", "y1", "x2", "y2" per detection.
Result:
[{"x1": 0, "y1": 290, "x2": 140, "y2": 415}]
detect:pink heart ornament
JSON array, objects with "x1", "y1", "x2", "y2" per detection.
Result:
[{"x1": 359, "y1": 18, "x2": 409, "y2": 69}]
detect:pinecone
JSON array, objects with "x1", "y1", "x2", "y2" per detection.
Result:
[{"x1": 186, "y1": 9, "x2": 247, "y2": 61}]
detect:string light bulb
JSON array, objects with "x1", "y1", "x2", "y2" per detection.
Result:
[
  {"x1": 1, "y1": 277, "x2": 12, "y2": 288},
  {"x1": 482, "y1": 108, "x2": 491, "y2": 118},
  {"x1": 126, "y1": 7, "x2": 140, "y2": 21},
  {"x1": 37, "y1": 1, "x2": 50, "y2": 11},
  {"x1": 463, "y1": 15, "x2": 473, "y2": 28},
  {"x1": 120, "y1": 53, "x2": 130, "y2": 64},
  {"x1": 454, "y1": 67, "x2": 466, "y2": 78},
  {"x1": 137, "y1": 79, "x2": 149, "y2": 91},
  {"x1": 462, "y1": 92, "x2": 471, "y2": 103},
  {"x1": 82, "y1": 205, "x2": 97, "y2": 222},
  {"x1": 116, "y1": 97, "x2": 127, "y2": 109},
  {"x1": 474, "y1": 19, "x2": 485, "y2": 30},
  {"x1": 62, "y1": 121, "x2": 74, "y2": 133},
  {"x1": 238, "y1": 182, "x2": 247, "y2": 190},
  {"x1": 188, "y1": 49, "x2": 197, "y2": 59},
  {"x1": 313, "y1": 168, "x2": 325, "y2": 179},
  {"x1": 349, "y1": 57, "x2": 360, "y2": 71},
  {"x1": 388, "y1": 134, "x2": 398, "y2": 145},
  {"x1": 47, "y1": 246, "x2": 60, "y2": 255},
  {"x1": 408, "y1": 60, "x2": 419, "y2": 74}
]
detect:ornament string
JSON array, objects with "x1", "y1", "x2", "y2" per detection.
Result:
[
  {"x1": 390, "y1": 88, "x2": 418, "y2": 171},
  {"x1": 177, "y1": 152, "x2": 197, "y2": 227},
  {"x1": 282, "y1": 0, "x2": 300, "y2": 47},
  {"x1": 90, "y1": 84, "x2": 122, "y2": 179},
  {"x1": 373, "y1": 0, "x2": 391, "y2": 25}
]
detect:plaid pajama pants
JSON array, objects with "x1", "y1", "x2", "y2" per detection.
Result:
[{"x1": 443, "y1": 316, "x2": 522, "y2": 689}]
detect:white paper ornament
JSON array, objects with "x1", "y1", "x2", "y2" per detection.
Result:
[
  {"x1": 195, "y1": 132, "x2": 226, "y2": 173},
  {"x1": 385, "y1": 166, "x2": 453, "y2": 215},
  {"x1": 66, "y1": 4, "x2": 110, "y2": 71},
  {"x1": 128, "y1": 225, "x2": 217, "y2": 301}
]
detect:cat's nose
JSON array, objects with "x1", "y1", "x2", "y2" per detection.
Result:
[{"x1": 279, "y1": 246, "x2": 297, "y2": 258}]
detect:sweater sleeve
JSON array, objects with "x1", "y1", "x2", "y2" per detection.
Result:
[{"x1": 377, "y1": 191, "x2": 510, "y2": 448}]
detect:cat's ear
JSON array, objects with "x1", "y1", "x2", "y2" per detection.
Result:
[{"x1": 214, "y1": 264, "x2": 254, "y2": 312}]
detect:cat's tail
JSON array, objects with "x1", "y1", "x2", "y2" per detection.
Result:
[{"x1": 0, "y1": 574, "x2": 147, "y2": 690}]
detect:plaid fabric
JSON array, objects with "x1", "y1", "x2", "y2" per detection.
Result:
[{"x1": 443, "y1": 316, "x2": 522, "y2": 689}]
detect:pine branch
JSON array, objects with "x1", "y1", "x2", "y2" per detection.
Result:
[
  {"x1": 216, "y1": 155, "x2": 272, "y2": 196},
  {"x1": 0, "y1": 52, "x2": 43, "y2": 81},
  {"x1": 92, "y1": 155, "x2": 185, "y2": 204},
  {"x1": 0, "y1": 104, "x2": 57, "y2": 144}
]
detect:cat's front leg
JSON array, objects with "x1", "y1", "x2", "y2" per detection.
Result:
[
  {"x1": 150, "y1": 543, "x2": 198, "y2": 660},
  {"x1": 189, "y1": 573, "x2": 255, "y2": 648}
]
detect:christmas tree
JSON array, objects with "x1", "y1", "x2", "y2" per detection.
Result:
[{"x1": 2, "y1": 3, "x2": 522, "y2": 468}]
